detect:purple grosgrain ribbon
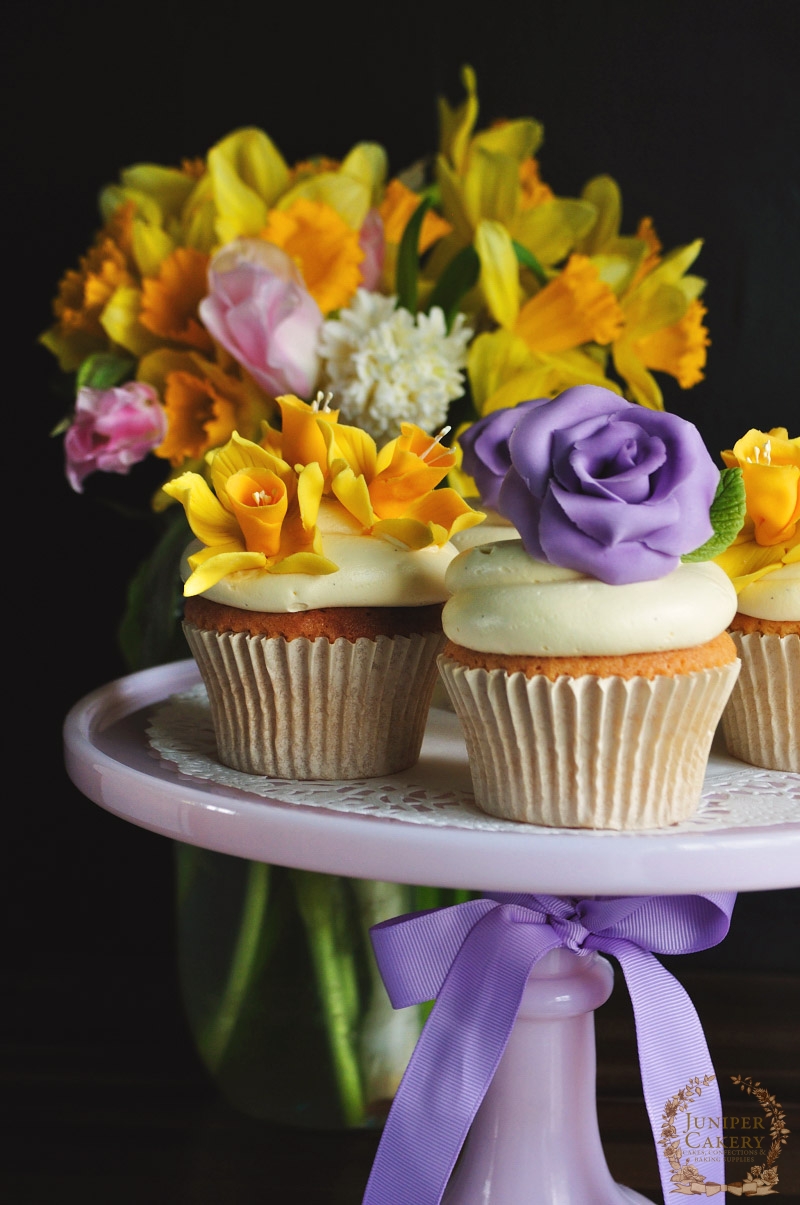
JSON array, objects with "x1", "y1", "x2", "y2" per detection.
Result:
[{"x1": 363, "y1": 892, "x2": 736, "y2": 1205}]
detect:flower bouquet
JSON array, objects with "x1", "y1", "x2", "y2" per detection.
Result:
[{"x1": 43, "y1": 63, "x2": 712, "y2": 1129}]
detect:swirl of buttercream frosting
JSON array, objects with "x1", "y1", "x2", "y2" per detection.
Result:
[
  {"x1": 736, "y1": 562, "x2": 800, "y2": 621},
  {"x1": 441, "y1": 539, "x2": 738, "y2": 656}
]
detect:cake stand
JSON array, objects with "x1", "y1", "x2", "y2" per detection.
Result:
[{"x1": 63, "y1": 660, "x2": 800, "y2": 1205}]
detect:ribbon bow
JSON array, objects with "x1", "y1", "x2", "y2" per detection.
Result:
[{"x1": 364, "y1": 892, "x2": 736, "y2": 1205}]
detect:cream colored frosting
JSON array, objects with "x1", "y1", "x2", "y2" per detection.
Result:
[
  {"x1": 737, "y1": 562, "x2": 800, "y2": 621},
  {"x1": 441, "y1": 539, "x2": 738, "y2": 656},
  {"x1": 450, "y1": 505, "x2": 519, "y2": 552},
  {"x1": 182, "y1": 500, "x2": 458, "y2": 611}
]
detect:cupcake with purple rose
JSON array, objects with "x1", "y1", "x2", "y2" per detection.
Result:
[{"x1": 439, "y1": 384, "x2": 744, "y2": 829}]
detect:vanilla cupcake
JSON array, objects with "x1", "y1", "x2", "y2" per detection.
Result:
[
  {"x1": 440, "y1": 385, "x2": 743, "y2": 830},
  {"x1": 714, "y1": 427, "x2": 799, "y2": 772},
  {"x1": 164, "y1": 395, "x2": 483, "y2": 780}
]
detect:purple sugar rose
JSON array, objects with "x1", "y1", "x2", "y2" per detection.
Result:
[
  {"x1": 458, "y1": 398, "x2": 544, "y2": 507},
  {"x1": 65, "y1": 381, "x2": 167, "y2": 493},
  {"x1": 495, "y1": 385, "x2": 719, "y2": 585}
]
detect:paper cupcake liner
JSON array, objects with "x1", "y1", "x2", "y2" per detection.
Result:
[
  {"x1": 721, "y1": 631, "x2": 799, "y2": 772},
  {"x1": 184, "y1": 623, "x2": 445, "y2": 780},
  {"x1": 437, "y1": 658, "x2": 740, "y2": 830}
]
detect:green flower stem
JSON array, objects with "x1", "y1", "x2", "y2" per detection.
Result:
[
  {"x1": 196, "y1": 859, "x2": 271, "y2": 1073},
  {"x1": 290, "y1": 869, "x2": 366, "y2": 1127},
  {"x1": 353, "y1": 879, "x2": 422, "y2": 1109}
]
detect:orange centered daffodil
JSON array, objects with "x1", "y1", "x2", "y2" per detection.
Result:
[
  {"x1": 164, "y1": 399, "x2": 485, "y2": 591},
  {"x1": 714, "y1": 427, "x2": 800, "y2": 590}
]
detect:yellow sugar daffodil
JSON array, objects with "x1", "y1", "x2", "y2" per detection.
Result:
[
  {"x1": 268, "y1": 393, "x2": 340, "y2": 480},
  {"x1": 324, "y1": 421, "x2": 484, "y2": 547},
  {"x1": 723, "y1": 428, "x2": 800, "y2": 546},
  {"x1": 714, "y1": 428, "x2": 800, "y2": 591},
  {"x1": 163, "y1": 432, "x2": 334, "y2": 594}
]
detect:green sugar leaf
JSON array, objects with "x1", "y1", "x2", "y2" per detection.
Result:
[{"x1": 682, "y1": 467, "x2": 746, "y2": 562}]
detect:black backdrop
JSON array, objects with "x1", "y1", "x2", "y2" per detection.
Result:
[{"x1": 6, "y1": 0, "x2": 799, "y2": 1114}]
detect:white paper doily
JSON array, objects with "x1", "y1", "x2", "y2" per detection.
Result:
[{"x1": 147, "y1": 685, "x2": 800, "y2": 837}]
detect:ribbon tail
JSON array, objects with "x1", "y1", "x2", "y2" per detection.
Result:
[
  {"x1": 602, "y1": 937, "x2": 726, "y2": 1205},
  {"x1": 362, "y1": 911, "x2": 560, "y2": 1205}
]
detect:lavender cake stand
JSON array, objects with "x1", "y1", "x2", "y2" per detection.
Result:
[{"x1": 63, "y1": 659, "x2": 800, "y2": 1205}]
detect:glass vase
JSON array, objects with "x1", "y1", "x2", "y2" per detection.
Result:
[{"x1": 175, "y1": 843, "x2": 468, "y2": 1130}]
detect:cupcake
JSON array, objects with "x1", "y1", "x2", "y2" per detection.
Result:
[
  {"x1": 438, "y1": 385, "x2": 743, "y2": 830},
  {"x1": 714, "y1": 427, "x2": 799, "y2": 772},
  {"x1": 163, "y1": 394, "x2": 484, "y2": 780}
]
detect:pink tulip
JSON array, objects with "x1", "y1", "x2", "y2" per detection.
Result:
[
  {"x1": 199, "y1": 238, "x2": 323, "y2": 398},
  {"x1": 358, "y1": 209, "x2": 385, "y2": 291},
  {"x1": 65, "y1": 381, "x2": 167, "y2": 492}
]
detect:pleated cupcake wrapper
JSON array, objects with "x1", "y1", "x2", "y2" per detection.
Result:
[
  {"x1": 721, "y1": 631, "x2": 799, "y2": 773},
  {"x1": 184, "y1": 622, "x2": 444, "y2": 780},
  {"x1": 437, "y1": 658, "x2": 740, "y2": 830}
]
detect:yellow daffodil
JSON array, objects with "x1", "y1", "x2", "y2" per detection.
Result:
[
  {"x1": 378, "y1": 178, "x2": 453, "y2": 294},
  {"x1": 139, "y1": 247, "x2": 214, "y2": 353},
  {"x1": 39, "y1": 205, "x2": 137, "y2": 371},
  {"x1": 611, "y1": 239, "x2": 709, "y2": 409},
  {"x1": 162, "y1": 432, "x2": 333, "y2": 593},
  {"x1": 139, "y1": 349, "x2": 274, "y2": 467},
  {"x1": 261, "y1": 199, "x2": 365, "y2": 315},
  {"x1": 206, "y1": 127, "x2": 292, "y2": 246},
  {"x1": 466, "y1": 328, "x2": 619, "y2": 419},
  {"x1": 574, "y1": 175, "x2": 661, "y2": 295},
  {"x1": 714, "y1": 428, "x2": 800, "y2": 590},
  {"x1": 277, "y1": 142, "x2": 388, "y2": 231},
  {"x1": 431, "y1": 64, "x2": 596, "y2": 294},
  {"x1": 514, "y1": 253, "x2": 624, "y2": 354},
  {"x1": 99, "y1": 160, "x2": 212, "y2": 278}
]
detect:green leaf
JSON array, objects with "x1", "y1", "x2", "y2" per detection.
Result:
[
  {"x1": 424, "y1": 244, "x2": 481, "y2": 329},
  {"x1": 117, "y1": 505, "x2": 192, "y2": 670},
  {"x1": 76, "y1": 351, "x2": 136, "y2": 391},
  {"x1": 395, "y1": 196, "x2": 432, "y2": 312},
  {"x1": 512, "y1": 239, "x2": 548, "y2": 287},
  {"x1": 682, "y1": 467, "x2": 746, "y2": 562}
]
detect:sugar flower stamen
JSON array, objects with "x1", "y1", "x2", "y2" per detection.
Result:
[{"x1": 418, "y1": 427, "x2": 452, "y2": 462}]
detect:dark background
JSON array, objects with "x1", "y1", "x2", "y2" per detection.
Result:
[{"x1": 5, "y1": 0, "x2": 799, "y2": 1200}]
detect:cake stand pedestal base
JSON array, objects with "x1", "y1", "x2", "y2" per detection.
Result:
[{"x1": 442, "y1": 948, "x2": 654, "y2": 1205}]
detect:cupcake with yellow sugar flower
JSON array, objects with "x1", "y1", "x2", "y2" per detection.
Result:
[
  {"x1": 714, "y1": 427, "x2": 800, "y2": 772},
  {"x1": 163, "y1": 393, "x2": 484, "y2": 780}
]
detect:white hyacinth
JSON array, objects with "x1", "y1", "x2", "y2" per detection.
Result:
[{"x1": 317, "y1": 288, "x2": 472, "y2": 443}]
